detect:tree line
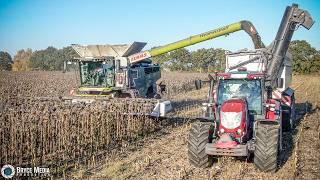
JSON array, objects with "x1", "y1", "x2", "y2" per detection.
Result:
[
  {"x1": 152, "y1": 47, "x2": 226, "y2": 72},
  {"x1": 0, "y1": 46, "x2": 78, "y2": 71},
  {"x1": 0, "y1": 40, "x2": 319, "y2": 74}
]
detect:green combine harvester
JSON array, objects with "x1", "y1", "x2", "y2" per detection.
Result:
[{"x1": 66, "y1": 20, "x2": 265, "y2": 117}]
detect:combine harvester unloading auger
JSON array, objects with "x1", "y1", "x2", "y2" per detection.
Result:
[{"x1": 64, "y1": 20, "x2": 266, "y2": 117}]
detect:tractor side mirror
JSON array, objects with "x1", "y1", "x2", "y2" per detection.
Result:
[
  {"x1": 195, "y1": 80, "x2": 202, "y2": 90},
  {"x1": 277, "y1": 78, "x2": 284, "y2": 88}
]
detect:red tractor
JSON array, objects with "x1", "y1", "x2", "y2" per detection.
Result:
[{"x1": 188, "y1": 4, "x2": 314, "y2": 172}]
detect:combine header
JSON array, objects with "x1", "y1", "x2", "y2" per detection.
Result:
[{"x1": 187, "y1": 4, "x2": 314, "y2": 172}]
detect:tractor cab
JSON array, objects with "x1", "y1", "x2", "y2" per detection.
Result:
[{"x1": 217, "y1": 75, "x2": 263, "y2": 115}]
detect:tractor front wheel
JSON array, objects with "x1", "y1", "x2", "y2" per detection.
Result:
[
  {"x1": 254, "y1": 122, "x2": 280, "y2": 172},
  {"x1": 188, "y1": 121, "x2": 211, "y2": 168}
]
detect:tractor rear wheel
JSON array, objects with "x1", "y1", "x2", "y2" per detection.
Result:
[
  {"x1": 254, "y1": 122, "x2": 279, "y2": 172},
  {"x1": 188, "y1": 121, "x2": 211, "y2": 168}
]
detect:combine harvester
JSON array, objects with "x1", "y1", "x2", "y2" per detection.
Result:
[
  {"x1": 187, "y1": 4, "x2": 314, "y2": 172},
  {"x1": 66, "y1": 20, "x2": 266, "y2": 117}
]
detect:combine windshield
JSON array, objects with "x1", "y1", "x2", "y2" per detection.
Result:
[
  {"x1": 217, "y1": 79, "x2": 262, "y2": 114},
  {"x1": 79, "y1": 61, "x2": 114, "y2": 87}
]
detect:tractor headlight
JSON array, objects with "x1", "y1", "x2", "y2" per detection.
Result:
[
  {"x1": 220, "y1": 128, "x2": 225, "y2": 134},
  {"x1": 221, "y1": 112, "x2": 242, "y2": 129}
]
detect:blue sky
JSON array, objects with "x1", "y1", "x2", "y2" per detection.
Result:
[{"x1": 0, "y1": 0, "x2": 319, "y2": 56}]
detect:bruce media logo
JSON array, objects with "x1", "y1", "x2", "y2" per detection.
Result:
[{"x1": 1, "y1": 165, "x2": 15, "y2": 179}]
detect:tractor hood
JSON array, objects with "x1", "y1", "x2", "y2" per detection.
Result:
[
  {"x1": 71, "y1": 42, "x2": 147, "y2": 58},
  {"x1": 219, "y1": 98, "x2": 248, "y2": 138}
]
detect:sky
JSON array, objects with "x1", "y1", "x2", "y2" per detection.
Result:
[{"x1": 0, "y1": 0, "x2": 319, "y2": 56}]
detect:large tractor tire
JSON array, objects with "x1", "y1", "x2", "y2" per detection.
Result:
[
  {"x1": 282, "y1": 95, "x2": 296, "y2": 132},
  {"x1": 188, "y1": 121, "x2": 211, "y2": 168},
  {"x1": 254, "y1": 122, "x2": 280, "y2": 172}
]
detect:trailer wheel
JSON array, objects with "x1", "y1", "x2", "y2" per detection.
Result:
[
  {"x1": 188, "y1": 121, "x2": 211, "y2": 168},
  {"x1": 282, "y1": 109, "x2": 291, "y2": 132},
  {"x1": 282, "y1": 95, "x2": 295, "y2": 132},
  {"x1": 254, "y1": 122, "x2": 279, "y2": 172},
  {"x1": 290, "y1": 96, "x2": 296, "y2": 129}
]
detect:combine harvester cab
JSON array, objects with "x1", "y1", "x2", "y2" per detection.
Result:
[
  {"x1": 65, "y1": 42, "x2": 172, "y2": 117},
  {"x1": 188, "y1": 3, "x2": 314, "y2": 172}
]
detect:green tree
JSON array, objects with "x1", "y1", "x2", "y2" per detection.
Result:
[
  {"x1": 151, "y1": 48, "x2": 192, "y2": 71},
  {"x1": 28, "y1": 46, "x2": 57, "y2": 70},
  {"x1": 213, "y1": 48, "x2": 226, "y2": 72},
  {"x1": 169, "y1": 48, "x2": 191, "y2": 63},
  {"x1": 191, "y1": 48, "x2": 208, "y2": 70},
  {"x1": 29, "y1": 46, "x2": 78, "y2": 71},
  {"x1": 169, "y1": 48, "x2": 191, "y2": 71},
  {"x1": 289, "y1": 40, "x2": 319, "y2": 74},
  {"x1": 0, "y1": 51, "x2": 12, "y2": 71},
  {"x1": 58, "y1": 46, "x2": 79, "y2": 71},
  {"x1": 191, "y1": 48, "x2": 226, "y2": 72}
]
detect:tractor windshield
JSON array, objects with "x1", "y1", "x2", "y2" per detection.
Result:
[
  {"x1": 217, "y1": 79, "x2": 262, "y2": 114},
  {"x1": 79, "y1": 61, "x2": 114, "y2": 87}
]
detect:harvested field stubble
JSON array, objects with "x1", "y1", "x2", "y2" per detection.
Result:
[
  {"x1": 0, "y1": 71, "x2": 78, "y2": 99},
  {"x1": 0, "y1": 98, "x2": 159, "y2": 174}
]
